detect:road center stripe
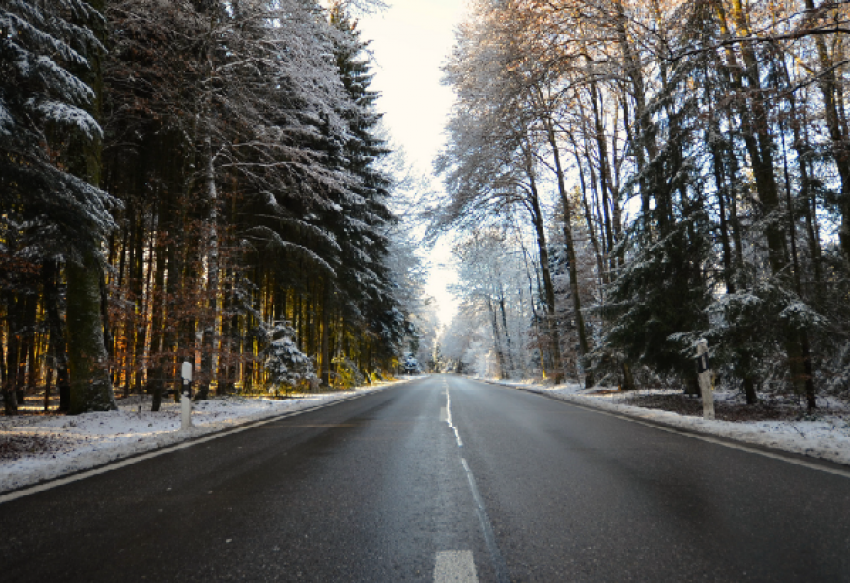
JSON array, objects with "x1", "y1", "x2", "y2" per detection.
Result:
[
  {"x1": 445, "y1": 388, "x2": 463, "y2": 447},
  {"x1": 444, "y1": 386, "x2": 509, "y2": 582}
]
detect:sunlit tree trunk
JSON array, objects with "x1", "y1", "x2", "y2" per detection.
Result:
[
  {"x1": 525, "y1": 153, "x2": 564, "y2": 382},
  {"x1": 803, "y1": 0, "x2": 850, "y2": 263},
  {"x1": 542, "y1": 112, "x2": 592, "y2": 387},
  {"x1": 716, "y1": 0, "x2": 816, "y2": 409}
]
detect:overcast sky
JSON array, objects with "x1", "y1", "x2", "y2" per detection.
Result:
[{"x1": 358, "y1": 1, "x2": 467, "y2": 328}]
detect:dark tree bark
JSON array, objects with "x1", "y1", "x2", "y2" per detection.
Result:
[
  {"x1": 714, "y1": 0, "x2": 816, "y2": 409},
  {"x1": 321, "y1": 279, "x2": 332, "y2": 387},
  {"x1": 17, "y1": 292, "x2": 38, "y2": 406},
  {"x1": 66, "y1": 0, "x2": 116, "y2": 414},
  {"x1": 3, "y1": 293, "x2": 20, "y2": 415},
  {"x1": 43, "y1": 260, "x2": 71, "y2": 412},
  {"x1": 147, "y1": 227, "x2": 167, "y2": 411}
]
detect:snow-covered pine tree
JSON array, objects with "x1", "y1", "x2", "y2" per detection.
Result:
[
  {"x1": 1, "y1": 0, "x2": 118, "y2": 413},
  {"x1": 329, "y1": 3, "x2": 401, "y2": 369},
  {"x1": 262, "y1": 321, "x2": 315, "y2": 395}
]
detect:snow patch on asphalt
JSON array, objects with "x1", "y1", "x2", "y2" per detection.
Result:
[
  {"x1": 0, "y1": 381, "x2": 408, "y2": 494},
  {"x1": 491, "y1": 380, "x2": 850, "y2": 467}
]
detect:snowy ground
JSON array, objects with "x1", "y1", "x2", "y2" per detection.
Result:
[
  {"x1": 487, "y1": 379, "x2": 850, "y2": 468},
  {"x1": 0, "y1": 380, "x2": 411, "y2": 494}
]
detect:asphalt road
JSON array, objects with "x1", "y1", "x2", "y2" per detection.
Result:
[{"x1": 1, "y1": 375, "x2": 849, "y2": 582}]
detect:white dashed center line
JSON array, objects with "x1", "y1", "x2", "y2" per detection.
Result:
[
  {"x1": 445, "y1": 387, "x2": 463, "y2": 447},
  {"x1": 443, "y1": 385, "x2": 510, "y2": 583},
  {"x1": 434, "y1": 550, "x2": 478, "y2": 583}
]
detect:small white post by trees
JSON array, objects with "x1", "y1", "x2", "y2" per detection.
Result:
[
  {"x1": 696, "y1": 340, "x2": 714, "y2": 420},
  {"x1": 181, "y1": 362, "x2": 193, "y2": 430}
]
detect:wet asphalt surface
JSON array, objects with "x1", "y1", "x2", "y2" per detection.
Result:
[{"x1": 1, "y1": 374, "x2": 849, "y2": 582}]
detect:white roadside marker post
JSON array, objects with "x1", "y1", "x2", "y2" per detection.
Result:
[
  {"x1": 696, "y1": 340, "x2": 714, "y2": 420},
  {"x1": 181, "y1": 361, "x2": 193, "y2": 430}
]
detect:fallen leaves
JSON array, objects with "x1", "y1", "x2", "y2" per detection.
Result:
[{"x1": 0, "y1": 433, "x2": 77, "y2": 461}]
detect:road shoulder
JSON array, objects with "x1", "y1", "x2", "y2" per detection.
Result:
[
  {"x1": 482, "y1": 378, "x2": 850, "y2": 472},
  {"x1": 0, "y1": 379, "x2": 415, "y2": 496}
]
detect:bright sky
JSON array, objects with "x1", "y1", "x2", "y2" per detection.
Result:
[{"x1": 358, "y1": 1, "x2": 466, "y2": 328}]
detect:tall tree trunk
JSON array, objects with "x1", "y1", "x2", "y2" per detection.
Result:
[
  {"x1": 613, "y1": 0, "x2": 655, "y2": 231},
  {"x1": 67, "y1": 252, "x2": 116, "y2": 413},
  {"x1": 44, "y1": 260, "x2": 71, "y2": 412},
  {"x1": 99, "y1": 270, "x2": 113, "y2": 382},
  {"x1": 543, "y1": 114, "x2": 593, "y2": 387},
  {"x1": 778, "y1": 32, "x2": 823, "y2": 286},
  {"x1": 164, "y1": 211, "x2": 182, "y2": 402},
  {"x1": 197, "y1": 140, "x2": 219, "y2": 400},
  {"x1": 717, "y1": 0, "x2": 816, "y2": 408},
  {"x1": 709, "y1": 122, "x2": 736, "y2": 293},
  {"x1": 589, "y1": 83, "x2": 616, "y2": 270},
  {"x1": 804, "y1": 0, "x2": 850, "y2": 263},
  {"x1": 66, "y1": 0, "x2": 115, "y2": 414},
  {"x1": 525, "y1": 160, "x2": 564, "y2": 383},
  {"x1": 16, "y1": 293, "x2": 38, "y2": 406},
  {"x1": 3, "y1": 293, "x2": 20, "y2": 415},
  {"x1": 0, "y1": 328, "x2": 6, "y2": 413},
  {"x1": 321, "y1": 280, "x2": 332, "y2": 387},
  {"x1": 570, "y1": 141, "x2": 606, "y2": 283},
  {"x1": 147, "y1": 228, "x2": 167, "y2": 412},
  {"x1": 136, "y1": 217, "x2": 156, "y2": 397},
  {"x1": 487, "y1": 296, "x2": 508, "y2": 379},
  {"x1": 498, "y1": 283, "x2": 514, "y2": 378},
  {"x1": 218, "y1": 268, "x2": 235, "y2": 396}
]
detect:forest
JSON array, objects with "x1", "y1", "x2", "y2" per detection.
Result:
[
  {"x1": 0, "y1": 0, "x2": 434, "y2": 416},
  {"x1": 433, "y1": 0, "x2": 850, "y2": 409},
  {"x1": 5, "y1": 0, "x2": 850, "y2": 418}
]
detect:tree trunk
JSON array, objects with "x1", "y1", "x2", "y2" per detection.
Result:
[
  {"x1": 803, "y1": 0, "x2": 850, "y2": 263},
  {"x1": 742, "y1": 376, "x2": 758, "y2": 405},
  {"x1": 197, "y1": 138, "x2": 219, "y2": 401},
  {"x1": 321, "y1": 280, "x2": 332, "y2": 387},
  {"x1": 589, "y1": 83, "x2": 616, "y2": 270},
  {"x1": 613, "y1": 0, "x2": 655, "y2": 232},
  {"x1": 543, "y1": 115, "x2": 592, "y2": 387},
  {"x1": 67, "y1": 251, "x2": 116, "y2": 413},
  {"x1": 66, "y1": 0, "x2": 115, "y2": 414},
  {"x1": 217, "y1": 268, "x2": 234, "y2": 396},
  {"x1": 487, "y1": 296, "x2": 508, "y2": 379},
  {"x1": 709, "y1": 123, "x2": 736, "y2": 293},
  {"x1": 571, "y1": 142, "x2": 605, "y2": 283},
  {"x1": 147, "y1": 230, "x2": 167, "y2": 411},
  {"x1": 526, "y1": 163, "x2": 564, "y2": 383},
  {"x1": 498, "y1": 287, "x2": 514, "y2": 377},
  {"x1": 3, "y1": 294, "x2": 20, "y2": 415},
  {"x1": 716, "y1": 0, "x2": 816, "y2": 408},
  {"x1": 44, "y1": 364, "x2": 53, "y2": 412},
  {"x1": 17, "y1": 292, "x2": 38, "y2": 406},
  {"x1": 99, "y1": 270, "x2": 113, "y2": 384},
  {"x1": 43, "y1": 260, "x2": 71, "y2": 412}
]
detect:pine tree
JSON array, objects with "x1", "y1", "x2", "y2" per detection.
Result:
[
  {"x1": 1, "y1": 0, "x2": 118, "y2": 413},
  {"x1": 262, "y1": 321, "x2": 315, "y2": 394},
  {"x1": 327, "y1": 3, "x2": 401, "y2": 374}
]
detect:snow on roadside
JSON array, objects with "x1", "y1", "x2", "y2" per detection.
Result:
[
  {"x1": 0, "y1": 381, "x2": 408, "y2": 494},
  {"x1": 491, "y1": 380, "x2": 850, "y2": 468}
]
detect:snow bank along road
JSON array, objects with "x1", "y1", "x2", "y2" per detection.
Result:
[{"x1": 1, "y1": 375, "x2": 849, "y2": 582}]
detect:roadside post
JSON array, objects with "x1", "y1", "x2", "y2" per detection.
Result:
[
  {"x1": 181, "y1": 361, "x2": 193, "y2": 430},
  {"x1": 696, "y1": 340, "x2": 714, "y2": 420}
]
